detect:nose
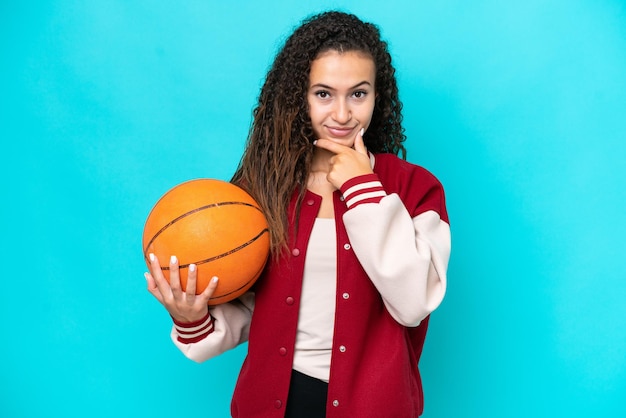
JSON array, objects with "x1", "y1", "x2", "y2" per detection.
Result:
[{"x1": 332, "y1": 98, "x2": 352, "y2": 124}]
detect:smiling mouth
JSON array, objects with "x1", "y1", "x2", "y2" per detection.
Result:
[{"x1": 326, "y1": 126, "x2": 356, "y2": 138}]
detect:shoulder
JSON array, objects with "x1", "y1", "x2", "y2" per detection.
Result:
[
  {"x1": 372, "y1": 153, "x2": 448, "y2": 220},
  {"x1": 371, "y1": 153, "x2": 443, "y2": 189}
]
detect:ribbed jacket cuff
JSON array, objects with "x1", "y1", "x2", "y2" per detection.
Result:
[
  {"x1": 340, "y1": 174, "x2": 386, "y2": 209},
  {"x1": 172, "y1": 312, "x2": 214, "y2": 344}
]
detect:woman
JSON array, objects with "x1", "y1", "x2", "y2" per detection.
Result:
[{"x1": 145, "y1": 11, "x2": 451, "y2": 418}]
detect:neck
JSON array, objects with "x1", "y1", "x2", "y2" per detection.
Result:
[
  {"x1": 307, "y1": 148, "x2": 337, "y2": 192},
  {"x1": 310, "y1": 147, "x2": 334, "y2": 173}
]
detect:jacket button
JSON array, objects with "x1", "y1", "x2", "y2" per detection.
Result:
[
  {"x1": 339, "y1": 345, "x2": 346, "y2": 353},
  {"x1": 342, "y1": 292, "x2": 350, "y2": 299},
  {"x1": 332, "y1": 400, "x2": 339, "y2": 407},
  {"x1": 343, "y1": 243, "x2": 351, "y2": 250},
  {"x1": 279, "y1": 347, "x2": 287, "y2": 356},
  {"x1": 286, "y1": 296, "x2": 294, "y2": 305},
  {"x1": 292, "y1": 248, "x2": 300, "y2": 256},
  {"x1": 274, "y1": 400, "x2": 282, "y2": 409},
  {"x1": 306, "y1": 199, "x2": 315, "y2": 206},
  {"x1": 339, "y1": 196, "x2": 345, "y2": 201}
]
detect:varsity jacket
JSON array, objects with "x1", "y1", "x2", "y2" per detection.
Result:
[{"x1": 171, "y1": 153, "x2": 451, "y2": 418}]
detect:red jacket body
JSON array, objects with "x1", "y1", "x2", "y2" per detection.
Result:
[{"x1": 229, "y1": 154, "x2": 449, "y2": 418}]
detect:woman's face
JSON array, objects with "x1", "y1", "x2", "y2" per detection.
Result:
[{"x1": 307, "y1": 50, "x2": 376, "y2": 148}]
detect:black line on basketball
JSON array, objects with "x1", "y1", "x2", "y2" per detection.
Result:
[
  {"x1": 160, "y1": 228, "x2": 269, "y2": 270},
  {"x1": 143, "y1": 201, "x2": 263, "y2": 256},
  {"x1": 208, "y1": 252, "x2": 268, "y2": 302}
]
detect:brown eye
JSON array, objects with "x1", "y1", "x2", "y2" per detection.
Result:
[{"x1": 316, "y1": 90, "x2": 330, "y2": 99}]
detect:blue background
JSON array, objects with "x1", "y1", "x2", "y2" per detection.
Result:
[{"x1": 2, "y1": 1, "x2": 625, "y2": 417}]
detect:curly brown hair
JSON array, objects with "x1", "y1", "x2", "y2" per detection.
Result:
[{"x1": 232, "y1": 10, "x2": 406, "y2": 256}]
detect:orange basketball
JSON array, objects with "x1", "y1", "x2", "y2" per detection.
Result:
[{"x1": 142, "y1": 179, "x2": 270, "y2": 305}]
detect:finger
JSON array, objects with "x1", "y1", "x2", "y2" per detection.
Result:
[
  {"x1": 144, "y1": 272, "x2": 165, "y2": 304},
  {"x1": 169, "y1": 255, "x2": 182, "y2": 294},
  {"x1": 200, "y1": 276, "x2": 219, "y2": 302},
  {"x1": 314, "y1": 138, "x2": 351, "y2": 154},
  {"x1": 185, "y1": 263, "x2": 198, "y2": 298},
  {"x1": 354, "y1": 127, "x2": 367, "y2": 155},
  {"x1": 148, "y1": 253, "x2": 170, "y2": 291}
]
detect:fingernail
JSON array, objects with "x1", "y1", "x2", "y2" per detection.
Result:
[
  {"x1": 189, "y1": 264, "x2": 196, "y2": 272},
  {"x1": 170, "y1": 255, "x2": 177, "y2": 264},
  {"x1": 360, "y1": 128, "x2": 365, "y2": 137},
  {"x1": 149, "y1": 253, "x2": 155, "y2": 262},
  {"x1": 313, "y1": 140, "x2": 318, "y2": 146},
  {"x1": 212, "y1": 276, "x2": 219, "y2": 283},
  {"x1": 144, "y1": 272, "x2": 150, "y2": 281}
]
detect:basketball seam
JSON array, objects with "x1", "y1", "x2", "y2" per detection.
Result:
[
  {"x1": 159, "y1": 228, "x2": 269, "y2": 270},
  {"x1": 207, "y1": 255, "x2": 267, "y2": 303},
  {"x1": 143, "y1": 201, "x2": 264, "y2": 256}
]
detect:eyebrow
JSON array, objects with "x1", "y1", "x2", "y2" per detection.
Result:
[{"x1": 309, "y1": 81, "x2": 373, "y2": 90}]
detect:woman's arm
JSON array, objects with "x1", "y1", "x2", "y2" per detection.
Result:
[
  {"x1": 171, "y1": 292, "x2": 254, "y2": 362},
  {"x1": 145, "y1": 253, "x2": 254, "y2": 362},
  {"x1": 341, "y1": 174, "x2": 451, "y2": 327}
]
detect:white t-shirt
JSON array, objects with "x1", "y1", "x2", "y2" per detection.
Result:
[{"x1": 292, "y1": 217, "x2": 337, "y2": 382}]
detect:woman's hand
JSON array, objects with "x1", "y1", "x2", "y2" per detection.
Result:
[
  {"x1": 144, "y1": 253, "x2": 219, "y2": 323},
  {"x1": 314, "y1": 128, "x2": 373, "y2": 189}
]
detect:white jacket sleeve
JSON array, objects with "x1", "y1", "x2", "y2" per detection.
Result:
[
  {"x1": 341, "y1": 176, "x2": 451, "y2": 327},
  {"x1": 171, "y1": 291, "x2": 255, "y2": 362}
]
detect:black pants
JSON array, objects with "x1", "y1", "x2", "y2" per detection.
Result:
[{"x1": 285, "y1": 369, "x2": 328, "y2": 418}]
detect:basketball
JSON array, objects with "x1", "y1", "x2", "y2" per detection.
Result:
[{"x1": 142, "y1": 179, "x2": 270, "y2": 305}]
